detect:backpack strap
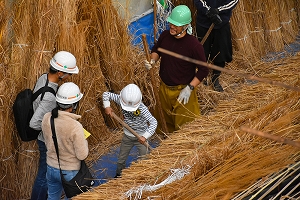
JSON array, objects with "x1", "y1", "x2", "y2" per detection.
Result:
[{"x1": 32, "y1": 74, "x2": 56, "y2": 102}]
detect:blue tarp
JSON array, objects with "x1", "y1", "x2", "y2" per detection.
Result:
[
  {"x1": 92, "y1": 145, "x2": 139, "y2": 186},
  {"x1": 128, "y1": 10, "x2": 155, "y2": 50},
  {"x1": 92, "y1": 140, "x2": 159, "y2": 186}
]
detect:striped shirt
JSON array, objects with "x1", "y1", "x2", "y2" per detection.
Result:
[{"x1": 102, "y1": 92, "x2": 157, "y2": 139}]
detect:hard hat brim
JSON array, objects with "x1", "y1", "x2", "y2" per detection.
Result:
[
  {"x1": 167, "y1": 17, "x2": 184, "y2": 26},
  {"x1": 56, "y1": 93, "x2": 83, "y2": 104},
  {"x1": 120, "y1": 101, "x2": 140, "y2": 112},
  {"x1": 50, "y1": 59, "x2": 79, "y2": 74},
  {"x1": 71, "y1": 66, "x2": 79, "y2": 74}
]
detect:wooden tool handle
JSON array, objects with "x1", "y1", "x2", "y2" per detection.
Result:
[
  {"x1": 157, "y1": 47, "x2": 300, "y2": 92},
  {"x1": 111, "y1": 112, "x2": 153, "y2": 150},
  {"x1": 142, "y1": 34, "x2": 169, "y2": 134},
  {"x1": 200, "y1": 23, "x2": 214, "y2": 45},
  {"x1": 241, "y1": 126, "x2": 300, "y2": 148}
]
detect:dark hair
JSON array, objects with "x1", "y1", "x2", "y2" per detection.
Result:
[
  {"x1": 49, "y1": 65, "x2": 58, "y2": 74},
  {"x1": 57, "y1": 102, "x2": 72, "y2": 110}
]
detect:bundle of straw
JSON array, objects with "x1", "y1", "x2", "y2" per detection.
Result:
[
  {"x1": 295, "y1": 0, "x2": 300, "y2": 26},
  {"x1": 262, "y1": 0, "x2": 284, "y2": 53},
  {"x1": 10, "y1": 0, "x2": 62, "y2": 197},
  {"x1": 230, "y1": 0, "x2": 257, "y2": 61},
  {"x1": 1, "y1": 1, "x2": 37, "y2": 198},
  {"x1": 277, "y1": 0, "x2": 298, "y2": 45},
  {"x1": 242, "y1": 0, "x2": 267, "y2": 58},
  {"x1": 0, "y1": 1, "x2": 7, "y2": 45}
]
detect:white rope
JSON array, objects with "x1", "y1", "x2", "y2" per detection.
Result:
[
  {"x1": 13, "y1": 43, "x2": 30, "y2": 48},
  {"x1": 2, "y1": 154, "x2": 13, "y2": 161},
  {"x1": 249, "y1": 28, "x2": 263, "y2": 33},
  {"x1": 24, "y1": 150, "x2": 38, "y2": 153},
  {"x1": 33, "y1": 50, "x2": 52, "y2": 53},
  {"x1": 235, "y1": 34, "x2": 248, "y2": 42},
  {"x1": 290, "y1": 8, "x2": 295, "y2": 12},
  {"x1": 125, "y1": 165, "x2": 191, "y2": 200},
  {"x1": 266, "y1": 26, "x2": 282, "y2": 32},
  {"x1": 280, "y1": 19, "x2": 292, "y2": 25}
]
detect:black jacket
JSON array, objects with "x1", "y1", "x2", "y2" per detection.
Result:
[{"x1": 194, "y1": 0, "x2": 239, "y2": 29}]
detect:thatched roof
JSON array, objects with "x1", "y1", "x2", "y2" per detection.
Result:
[{"x1": 72, "y1": 51, "x2": 300, "y2": 200}]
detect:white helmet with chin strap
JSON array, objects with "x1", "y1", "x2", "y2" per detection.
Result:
[
  {"x1": 50, "y1": 51, "x2": 79, "y2": 74},
  {"x1": 56, "y1": 82, "x2": 83, "y2": 110},
  {"x1": 120, "y1": 84, "x2": 142, "y2": 112}
]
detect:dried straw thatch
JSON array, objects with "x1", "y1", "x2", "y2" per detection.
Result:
[
  {"x1": 0, "y1": 0, "x2": 299, "y2": 199},
  {"x1": 73, "y1": 51, "x2": 300, "y2": 200},
  {"x1": 0, "y1": 0, "x2": 155, "y2": 198}
]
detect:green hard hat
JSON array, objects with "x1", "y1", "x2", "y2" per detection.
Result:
[{"x1": 167, "y1": 5, "x2": 192, "y2": 26}]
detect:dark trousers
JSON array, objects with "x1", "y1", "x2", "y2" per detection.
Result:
[
  {"x1": 31, "y1": 140, "x2": 48, "y2": 200},
  {"x1": 116, "y1": 134, "x2": 148, "y2": 176}
]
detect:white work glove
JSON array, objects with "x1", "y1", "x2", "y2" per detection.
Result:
[
  {"x1": 177, "y1": 86, "x2": 192, "y2": 105},
  {"x1": 144, "y1": 59, "x2": 155, "y2": 70}
]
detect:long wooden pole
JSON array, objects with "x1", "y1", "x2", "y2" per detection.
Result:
[
  {"x1": 111, "y1": 112, "x2": 153, "y2": 150},
  {"x1": 157, "y1": 48, "x2": 300, "y2": 92},
  {"x1": 240, "y1": 126, "x2": 300, "y2": 148},
  {"x1": 153, "y1": 0, "x2": 157, "y2": 43},
  {"x1": 142, "y1": 34, "x2": 169, "y2": 135},
  {"x1": 200, "y1": 23, "x2": 214, "y2": 45}
]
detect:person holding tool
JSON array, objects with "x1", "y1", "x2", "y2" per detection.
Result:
[
  {"x1": 102, "y1": 83, "x2": 157, "y2": 178},
  {"x1": 194, "y1": 0, "x2": 239, "y2": 92},
  {"x1": 144, "y1": 5, "x2": 208, "y2": 134}
]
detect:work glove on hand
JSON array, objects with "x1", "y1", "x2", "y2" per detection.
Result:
[
  {"x1": 177, "y1": 85, "x2": 192, "y2": 105},
  {"x1": 144, "y1": 59, "x2": 155, "y2": 70},
  {"x1": 206, "y1": 8, "x2": 222, "y2": 25}
]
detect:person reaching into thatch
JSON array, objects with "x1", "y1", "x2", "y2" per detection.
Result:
[
  {"x1": 102, "y1": 83, "x2": 157, "y2": 178},
  {"x1": 30, "y1": 51, "x2": 79, "y2": 200}
]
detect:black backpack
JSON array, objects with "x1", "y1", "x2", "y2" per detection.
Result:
[{"x1": 13, "y1": 76, "x2": 56, "y2": 141}]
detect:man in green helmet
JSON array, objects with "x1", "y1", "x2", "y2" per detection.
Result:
[{"x1": 144, "y1": 5, "x2": 209, "y2": 134}]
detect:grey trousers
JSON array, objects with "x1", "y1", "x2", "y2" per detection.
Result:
[{"x1": 116, "y1": 134, "x2": 148, "y2": 176}]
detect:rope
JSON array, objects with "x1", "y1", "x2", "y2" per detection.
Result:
[{"x1": 125, "y1": 165, "x2": 191, "y2": 200}]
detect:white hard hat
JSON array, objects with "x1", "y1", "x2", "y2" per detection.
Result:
[
  {"x1": 50, "y1": 51, "x2": 79, "y2": 74},
  {"x1": 120, "y1": 84, "x2": 142, "y2": 112},
  {"x1": 56, "y1": 82, "x2": 83, "y2": 105}
]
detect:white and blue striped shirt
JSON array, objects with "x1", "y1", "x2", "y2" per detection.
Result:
[{"x1": 103, "y1": 92, "x2": 157, "y2": 139}]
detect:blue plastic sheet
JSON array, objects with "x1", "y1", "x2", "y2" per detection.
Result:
[
  {"x1": 92, "y1": 140, "x2": 159, "y2": 185},
  {"x1": 92, "y1": 146, "x2": 139, "y2": 185},
  {"x1": 128, "y1": 11, "x2": 155, "y2": 50}
]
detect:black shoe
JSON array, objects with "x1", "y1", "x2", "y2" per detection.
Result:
[
  {"x1": 114, "y1": 174, "x2": 121, "y2": 178},
  {"x1": 212, "y1": 74, "x2": 224, "y2": 92},
  {"x1": 213, "y1": 82, "x2": 224, "y2": 92}
]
